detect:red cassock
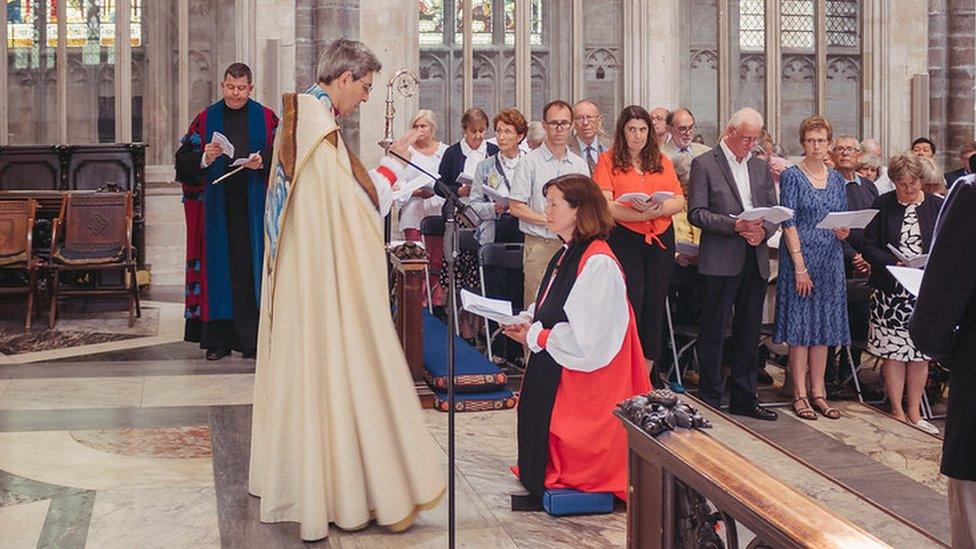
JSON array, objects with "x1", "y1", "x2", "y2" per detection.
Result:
[{"x1": 515, "y1": 239, "x2": 652, "y2": 501}]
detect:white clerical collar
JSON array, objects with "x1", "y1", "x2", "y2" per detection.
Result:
[
  {"x1": 719, "y1": 138, "x2": 750, "y2": 166},
  {"x1": 460, "y1": 138, "x2": 487, "y2": 158}
]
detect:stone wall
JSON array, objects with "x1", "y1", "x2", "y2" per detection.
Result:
[{"x1": 929, "y1": 0, "x2": 976, "y2": 170}]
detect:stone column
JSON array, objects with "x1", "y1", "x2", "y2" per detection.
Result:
[
  {"x1": 862, "y1": 0, "x2": 929, "y2": 155},
  {"x1": 253, "y1": 0, "x2": 296, "y2": 108},
  {"x1": 622, "y1": 0, "x2": 682, "y2": 109},
  {"x1": 358, "y1": 0, "x2": 420, "y2": 167}
]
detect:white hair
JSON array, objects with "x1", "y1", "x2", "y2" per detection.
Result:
[
  {"x1": 527, "y1": 121, "x2": 546, "y2": 143},
  {"x1": 410, "y1": 109, "x2": 438, "y2": 133},
  {"x1": 728, "y1": 107, "x2": 764, "y2": 130}
]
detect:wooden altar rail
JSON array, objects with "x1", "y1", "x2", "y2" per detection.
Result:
[{"x1": 617, "y1": 411, "x2": 890, "y2": 549}]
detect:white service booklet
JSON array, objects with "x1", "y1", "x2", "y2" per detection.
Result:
[
  {"x1": 481, "y1": 184, "x2": 510, "y2": 207},
  {"x1": 886, "y1": 243, "x2": 928, "y2": 269},
  {"x1": 616, "y1": 191, "x2": 674, "y2": 207},
  {"x1": 391, "y1": 174, "x2": 435, "y2": 202},
  {"x1": 460, "y1": 289, "x2": 524, "y2": 326},
  {"x1": 887, "y1": 265, "x2": 924, "y2": 297},
  {"x1": 210, "y1": 131, "x2": 235, "y2": 159},
  {"x1": 736, "y1": 206, "x2": 794, "y2": 224},
  {"x1": 815, "y1": 209, "x2": 879, "y2": 230}
]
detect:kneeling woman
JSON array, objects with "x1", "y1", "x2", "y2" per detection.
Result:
[{"x1": 503, "y1": 174, "x2": 652, "y2": 502}]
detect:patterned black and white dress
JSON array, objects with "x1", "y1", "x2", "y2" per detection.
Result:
[{"x1": 866, "y1": 203, "x2": 930, "y2": 361}]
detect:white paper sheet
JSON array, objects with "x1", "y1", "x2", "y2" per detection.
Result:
[
  {"x1": 391, "y1": 174, "x2": 435, "y2": 202},
  {"x1": 481, "y1": 185, "x2": 510, "y2": 207},
  {"x1": 210, "y1": 131, "x2": 234, "y2": 159},
  {"x1": 460, "y1": 289, "x2": 523, "y2": 326},
  {"x1": 736, "y1": 206, "x2": 794, "y2": 224},
  {"x1": 229, "y1": 152, "x2": 259, "y2": 167},
  {"x1": 886, "y1": 243, "x2": 928, "y2": 269},
  {"x1": 456, "y1": 173, "x2": 474, "y2": 187},
  {"x1": 886, "y1": 265, "x2": 924, "y2": 297},
  {"x1": 815, "y1": 209, "x2": 879, "y2": 230}
]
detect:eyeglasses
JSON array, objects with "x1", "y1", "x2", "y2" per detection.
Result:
[
  {"x1": 674, "y1": 124, "x2": 696, "y2": 134},
  {"x1": 804, "y1": 138, "x2": 830, "y2": 146},
  {"x1": 546, "y1": 120, "x2": 573, "y2": 130},
  {"x1": 731, "y1": 127, "x2": 761, "y2": 145},
  {"x1": 573, "y1": 115, "x2": 601, "y2": 123},
  {"x1": 358, "y1": 79, "x2": 373, "y2": 94},
  {"x1": 832, "y1": 146, "x2": 859, "y2": 154},
  {"x1": 495, "y1": 127, "x2": 520, "y2": 136}
]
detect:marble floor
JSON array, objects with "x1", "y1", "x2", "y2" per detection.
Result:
[{"x1": 0, "y1": 291, "x2": 955, "y2": 548}]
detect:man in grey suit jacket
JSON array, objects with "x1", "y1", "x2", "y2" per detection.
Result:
[
  {"x1": 688, "y1": 107, "x2": 778, "y2": 420},
  {"x1": 567, "y1": 99, "x2": 611, "y2": 176}
]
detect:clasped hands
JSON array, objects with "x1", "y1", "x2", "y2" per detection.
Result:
[
  {"x1": 629, "y1": 199, "x2": 664, "y2": 220},
  {"x1": 501, "y1": 312, "x2": 535, "y2": 345},
  {"x1": 734, "y1": 218, "x2": 765, "y2": 247}
]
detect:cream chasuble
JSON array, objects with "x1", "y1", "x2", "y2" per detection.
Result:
[{"x1": 248, "y1": 91, "x2": 444, "y2": 541}]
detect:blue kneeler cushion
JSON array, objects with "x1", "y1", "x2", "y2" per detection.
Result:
[
  {"x1": 542, "y1": 489, "x2": 615, "y2": 516},
  {"x1": 433, "y1": 389, "x2": 517, "y2": 413},
  {"x1": 423, "y1": 310, "x2": 508, "y2": 393}
]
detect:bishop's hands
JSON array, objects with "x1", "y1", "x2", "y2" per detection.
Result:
[{"x1": 734, "y1": 217, "x2": 765, "y2": 247}]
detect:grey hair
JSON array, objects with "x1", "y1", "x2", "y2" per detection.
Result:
[
  {"x1": 317, "y1": 38, "x2": 382, "y2": 85},
  {"x1": 728, "y1": 107, "x2": 764, "y2": 130},
  {"x1": 834, "y1": 134, "x2": 861, "y2": 149},
  {"x1": 527, "y1": 120, "x2": 546, "y2": 143},
  {"x1": 410, "y1": 109, "x2": 438, "y2": 134}
]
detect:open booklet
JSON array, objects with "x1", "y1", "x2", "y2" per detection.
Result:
[
  {"x1": 211, "y1": 131, "x2": 235, "y2": 159},
  {"x1": 735, "y1": 206, "x2": 794, "y2": 224},
  {"x1": 886, "y1": 243, "x2": 928, "y2": 269},
  {"x1": 815, "y1": 209, "x2": 879, "y2": 230},
  {"x1": 481, "y1": 184, "x2": 509, "y2": 207},
  {"x1": 459, "y1": 289, "x2": 525, "y2": 326},
  {"x1": 616, "y1": 191, "x2": 675, "y2": 208},
  {"x1": 391, "y1": 174, "x2": 435, "y2": 202},
  {"x1": 886, "y1": 265, "x2": 924, "y2": 297}
]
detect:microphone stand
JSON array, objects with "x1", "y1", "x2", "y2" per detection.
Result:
[{"x1": 384, "y1": 148, "x2": 484, "y2": 549}]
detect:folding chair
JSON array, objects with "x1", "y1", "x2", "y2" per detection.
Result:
[{"x1": 477, "y1": 242, "x2": 524, "y2": 363}]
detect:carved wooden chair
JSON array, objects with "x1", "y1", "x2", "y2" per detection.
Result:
[
  {"x1": 47, "y1": 192, "x2": 141, "y2": 328},
  {"x1": 0, "y1": 199, "x2": 40, "y2": 329}
]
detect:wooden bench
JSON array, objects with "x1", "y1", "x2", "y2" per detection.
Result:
[{"x1": 618, "y1": 406, "x2": 947, "y2": 548}]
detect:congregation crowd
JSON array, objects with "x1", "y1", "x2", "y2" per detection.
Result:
[{"x1": 397, "y1": 97, "x2": 976, "y2": 431}]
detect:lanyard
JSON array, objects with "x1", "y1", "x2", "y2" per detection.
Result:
[
  {"x1": 536, "y1": 244, "x2": 570, "y2": 309},
  {"x1": 494, "y1": 153, "x2": 513, "y2": 191}
]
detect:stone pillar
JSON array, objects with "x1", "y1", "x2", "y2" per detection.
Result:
[
  {"x1": 253, "y1": 0, "x2": 296, "y2": 109},
  {"x1": 944, "y1": 0, "x2": 975, "y2": 167},
  {"x1": 358, "y1": 0, "x2": 420, "y2": 167},
  {"x1": 862, "y1": 0, "x2": 929, "y2": 155},
  {"x1": 622, "y1": 0, "x2": 682, "y2": 109}
]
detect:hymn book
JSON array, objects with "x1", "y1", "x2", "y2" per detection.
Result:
[
  {"x1": 460, "y1": 290, "x2": 524, "y2": 326},
  {"x1": 886, "y1": 244, "x2": 928, "y2": 269},
  {"x1": 735, "y1": 206, "x2": 794, "y2": 224}
]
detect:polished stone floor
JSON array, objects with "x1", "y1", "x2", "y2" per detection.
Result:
[{"x1": 0, "y1": 291, "x2": 954, "y2": 548}]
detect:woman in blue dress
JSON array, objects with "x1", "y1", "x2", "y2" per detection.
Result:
[{"x1": 774, "y1": 116, "x2": 851, "y2": 421}]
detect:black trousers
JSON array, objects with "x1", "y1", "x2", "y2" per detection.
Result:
[
  {"x1": 608, "y1": 224, "x2": 674, "y2": 362},
  {"x1": 696, "y1": 248, "x2": 766, "y2": 410}
]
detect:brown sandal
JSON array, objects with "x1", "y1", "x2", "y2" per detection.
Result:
[
  {"x1": 792, "y1": 396, "x2": 817, "y2": 421},
  {"x1": 811, "y1": 395, "x2": 841, "y2": 420}
]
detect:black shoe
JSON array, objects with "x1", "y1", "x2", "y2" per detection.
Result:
[
  {"x1": 241, "y1": 350, "x2": 256, "y2": 359},
  {"x1": 206, "y1": 348, "x2": 231, "y2": 361},
  {"x1": 729, "y1": 405, "x2": 778, "y2": 421}
]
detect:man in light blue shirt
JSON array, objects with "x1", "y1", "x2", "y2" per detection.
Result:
[{"x1": 509, "y1": 99, "x2": 589, "y2": 305}]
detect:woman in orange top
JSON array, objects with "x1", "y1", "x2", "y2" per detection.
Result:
[{"x1": 593, "y1": 105, "x2": 685, "y2": 383}]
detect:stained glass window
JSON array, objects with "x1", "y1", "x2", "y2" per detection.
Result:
[
  {"x1": 454, "y1": 0, "x2": 493, "y2": 45},
  {"x1": 825, "y1": 0, "x2": 858, "y2": 48},
  {"x1": 738, "y1": 0, "x2": 764, "y2": 52},
  {"x1": 781, "y1": 0, "x2": 814, "y2": 50},
  {"x1": 419, "y1": 0, "x2": 445, "y2": 45},
  {"x1": 5, "y1": 0, "x2": 140, "y2": 49},
  {"x1": 503, "y1": 0, "x2": 543, "y2": 46}
]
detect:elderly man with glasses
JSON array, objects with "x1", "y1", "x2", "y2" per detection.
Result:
[
  {"x1": 662, "y1": 107, "x2": 711, "y2": 162},
  {"x1": 510, "y1": 99, "x2": 589, "y2": 306},
  {"x1": 567, "y1": 99, "x2": 611, "y2": 175},
  {"x1": 688, "y1": 107, "x2": 779, "y2": 421}
]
